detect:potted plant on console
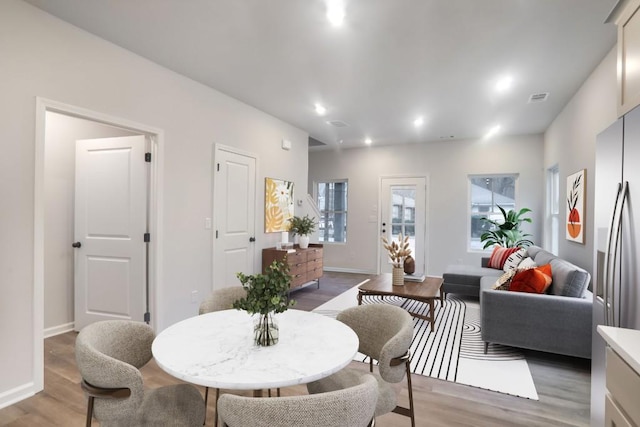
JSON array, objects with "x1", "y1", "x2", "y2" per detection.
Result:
[
  {"x1": 233, "y1": 260, "x2": 295, "y2": 346},
  {"x1": 289, "y1": 214, "x2": 316, "y2": 249}
]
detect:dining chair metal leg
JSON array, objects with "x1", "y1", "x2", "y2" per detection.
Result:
[
  {"x1": 86, "y1": 396, "x2": 94, "y2": 427},
  {"x1": 203, "y1": 387, "x2": 209, "y2": 425},
  {"x1": 214, "y1": 388, "x2": 220, "y2": 427},
  {"x1": 390, "y1": 351, "x2": 415, "y2": 427}
]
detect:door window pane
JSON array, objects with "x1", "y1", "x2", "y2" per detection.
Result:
[{"x1": 390, "y1": 187, "x2": 416, "y2": 257}]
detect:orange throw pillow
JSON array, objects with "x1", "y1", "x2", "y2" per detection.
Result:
[
  {"x1": 509, "y1": 263, "x2": 552, "y2": 294},
  {"x1": 488, "y1": 246, "x2": 520, "y2": 269}
]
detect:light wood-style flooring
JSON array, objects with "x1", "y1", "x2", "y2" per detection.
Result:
[{"x1": 0, "y1": 272, "x2": 591, "y2": 426}]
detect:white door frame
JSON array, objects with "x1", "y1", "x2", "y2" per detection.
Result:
[
  {"x1": 34, "y1": 97, "x2": 164, "y2": 393},
  {"x1": 377, "y1": 174, "x2": 429, "y2": 275}
]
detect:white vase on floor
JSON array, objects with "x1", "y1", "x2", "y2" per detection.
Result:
[{"x1": 298, "y1": 234, "x2": 310, "y2": 249}]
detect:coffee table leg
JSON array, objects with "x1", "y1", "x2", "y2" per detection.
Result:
[
  {"x1": 357, "y1": 291, "x2": 363, "y2": 305},
  {"x1": 429, "y1": 299, "x2": 435, "y2": 331}
]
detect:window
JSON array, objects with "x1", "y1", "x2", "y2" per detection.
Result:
[
  {"x1": 547, "y1": 165, "x2": 559, "y2": 254},
  {"x1": 316, "y1": 180, "x2": 348, "y2": 243},
  {"x1": 469, "y1": 174, "x2": 518, "y2": 251}
]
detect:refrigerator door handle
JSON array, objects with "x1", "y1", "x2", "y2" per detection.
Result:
[
  {"x1": 611, "y1": 181, "x2": 629, "y2": 327},
  {"x1": 604, "y1": 182, "x2": 623, "y2": 326}
]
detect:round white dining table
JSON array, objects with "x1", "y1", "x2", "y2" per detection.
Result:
[{"x1": 151, "y1": 309, "x2": 359, "y2": 390}]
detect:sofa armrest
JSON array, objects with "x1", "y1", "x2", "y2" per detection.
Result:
[{"x1": 481, "y1": 287, "x2": 592, "y2": 358}]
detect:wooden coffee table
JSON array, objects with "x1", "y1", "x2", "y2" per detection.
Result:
[{"x1": 357, "y1": 274, "x2": 444, "y2": 332}]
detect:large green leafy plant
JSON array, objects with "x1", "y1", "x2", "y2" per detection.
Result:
[{"x1": 480, "y1": 206, "x2": 533, "y2": 249}]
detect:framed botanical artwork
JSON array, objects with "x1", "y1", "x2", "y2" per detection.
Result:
[
  {"x1": 566, "y1": 169, "x2": 586, "y2": 244},
  {"x1": 264, "y1": 177, "x2": 294, "y2": 232}
]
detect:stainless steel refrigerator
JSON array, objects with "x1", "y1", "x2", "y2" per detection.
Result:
[{"x1": 591, "y1": 105, "x2": 640, "y2": 425}]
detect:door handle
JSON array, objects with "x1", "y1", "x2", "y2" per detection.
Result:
[
  {"x1": 249, "y1": 237, "x2": 256, "y2": 242},
  {"x1": 72, "y1": 242, "x2": 82, "y2": 248}
]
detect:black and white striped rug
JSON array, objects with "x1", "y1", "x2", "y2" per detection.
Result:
[{"x1": 313, "y1": 282, "x2": 538, "y2": 399}]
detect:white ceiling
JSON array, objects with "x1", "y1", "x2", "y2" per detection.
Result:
[{"x1": 24, "y1": 0, "x2": 618, "y2": 149}]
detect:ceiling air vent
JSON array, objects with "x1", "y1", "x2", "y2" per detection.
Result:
[
  {"x1": 326, "y1": 120, "x2": 349, "y2": 127},
  {"x1": 528, "y1": 92, "x2": 549, "y2": 103}
]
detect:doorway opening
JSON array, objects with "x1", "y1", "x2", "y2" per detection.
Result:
[
  {"x1": 33, "y1": 97, "x2": 164, "y2": 393},
  {"x1": 379, "y1": 176, "x2": 428, "y2": 276}
]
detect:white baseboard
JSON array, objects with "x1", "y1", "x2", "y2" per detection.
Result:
[
  {"x1": 0, "y1": 382, "x2": 36, "y2": 410},
  {"x1": 44, "y1": 322, "x2": 74, "y2": 338},
  {"x1": 323, "y1": 267, "x2": 376, "y2": 275}
]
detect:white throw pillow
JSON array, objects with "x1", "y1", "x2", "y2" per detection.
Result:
[
  {"x1": 517, "y1": 257, "x2": 537, "y2": 270},
  {"x1": 502, "y1": 248, "x2": 527, "y2": 272}
]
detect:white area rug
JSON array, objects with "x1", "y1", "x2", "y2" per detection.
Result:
[{"x1": 313, "y1": 281, "x2": 539, "y2": 400}]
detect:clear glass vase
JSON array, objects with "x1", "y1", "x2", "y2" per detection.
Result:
[{"x1": 253, "y1": 313, "x2": 279, "y2": 346}]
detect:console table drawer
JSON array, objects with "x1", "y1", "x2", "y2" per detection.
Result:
[{"x1": 262, "y1": 244, "x2": 323, "y2": 290}]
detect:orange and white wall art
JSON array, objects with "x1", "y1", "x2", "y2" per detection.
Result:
[
  {"x1": 566, "y1": 169, "x2": 586, "y2": 244},
  {"x1": 265, "y1": 177, "x2": 294, "y2": 232}
]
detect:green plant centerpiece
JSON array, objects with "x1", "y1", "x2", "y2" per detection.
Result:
[
  {"x1": 479, "y1": 205, "x2": 533, "y2": 249},
  {"x1": 288, "y1": 214, "x2": 317, "y2": 249},
  {"x1": 233, "y1": 260, "x2": 295, "y2": 346}
]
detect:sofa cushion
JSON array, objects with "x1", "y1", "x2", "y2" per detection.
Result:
[
  {"x1": 488, "y1": 246, "x2": 520, "y2": 269},
  {"x1": 509, "y1": 264, "x2": 552, "y2": 294},
  {"x1": 549, "y1": 258, "x2": 590, "y2": 297}
]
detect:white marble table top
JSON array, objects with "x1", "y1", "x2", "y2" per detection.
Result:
[{"x1": 151, "y1": 309, "x2": 359, "y2": 390}]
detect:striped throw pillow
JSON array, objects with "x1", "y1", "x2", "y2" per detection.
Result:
[
  {"x1": 488, "y1": 245, "x2": 520, "y2": 270},
  {"x1": 503, "y1": 247, "x2": 527, "y2": 272}
]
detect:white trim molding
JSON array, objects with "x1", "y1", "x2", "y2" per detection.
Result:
[{"x1": 44, "y1": 322, "x2": 75, "y2": 339}]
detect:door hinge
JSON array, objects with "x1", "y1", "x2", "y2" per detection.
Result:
[
  {"x1": 217, "y1": 163, "x2": 220, "y2": 172},
  {"x1": 145, "y1": 152, "x2": 151, "y2": 162},
  {"x1": 144, "y1": 233, "x2": 150, "y2": 243},
  {"x1": 144, "y1": 312, "x2": 151, "y2": 324},
  {"x1": 216, "y1": 230, "x2": 219, "y2": 239}
]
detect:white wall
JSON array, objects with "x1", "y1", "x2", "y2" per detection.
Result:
[
  {"x1": 44, "y1": 112, "x2": 138, "y2": 334},
  {"x1": 309, "y1": 134, "x2": 544, "y2": 276},
  {"x1": 544, "y1": 47, "x2": 618, "y2": 274},
  {"x1": 0, "y1": 0, "x2": 308, "y2": 405}
]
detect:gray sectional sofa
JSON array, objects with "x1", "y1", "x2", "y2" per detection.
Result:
[{"x1": 443, "y1": 246, "x2": 592, "y2": 359}]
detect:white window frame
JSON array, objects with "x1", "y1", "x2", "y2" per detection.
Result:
[
  {"x1": 468, "y1": 173, "x2": 519, "y2": 252},
  {"x1": 315, "y1": 179, "x2": 348, "y2": 244},
  {"x1": 546, "y1": 165, "x2": 560, "y2": 255}
]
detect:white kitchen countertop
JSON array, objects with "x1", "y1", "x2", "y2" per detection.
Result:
[{"x1": 598, "y1": 325, "x2": 640, "y2": 374}]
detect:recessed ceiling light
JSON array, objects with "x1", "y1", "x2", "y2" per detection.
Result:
[
  {"x1": 413, "y1": 117, "x2": 424, "y2": 127},
  {"x1": 314, "y1": 103, "x2": 327, "y2": 116},
  {"x1": 364, "y1": 138, "x2": 372, "y2": 145},
  {"x1": 484, "y1": 125, "x2": 501, "y2": 139},
  {"x1": 495, "y1": 76, "x2": 513, "y2": 93},
  {"x1": 326, "y1": 0, "x2": 345, "y2": 26}
]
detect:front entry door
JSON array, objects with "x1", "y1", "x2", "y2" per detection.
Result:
[
  {"x1": 74, "y1": 135, "x2": 147, "y2": 330},
  {"x1": 213, "y1": 146, "x2": 257, "y2": 290},
  {"x1": 379, "y1": 177, "x2": 427, "y2": 275}
]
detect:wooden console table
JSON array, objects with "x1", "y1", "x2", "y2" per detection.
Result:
[{"x1": 262, "y1": 244, "x2": 323, "y2": 290}]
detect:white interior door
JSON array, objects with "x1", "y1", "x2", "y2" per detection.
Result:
[
  {"x1": 213, "y1": 147, "x2": 256, "y2": 290},
  {"x1": 74, "y1": 135, "x2": 147, "y2": 330},
  {"x1": 380, "y1": 177, "x2": 427, "y2": 275}
]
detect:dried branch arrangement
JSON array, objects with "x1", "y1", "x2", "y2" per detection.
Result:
[{"x1": 381, "y1": 233, "x2": 412, "y2": 268}]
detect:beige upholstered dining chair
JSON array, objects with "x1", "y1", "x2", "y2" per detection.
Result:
[
  {"x1": 307, "y1": 304, "x2": 416, "y2": 427},
  {"x1": 199, "y1": 286, "x2": 247, "y2": 426},
  {"x1": 217, "y1": 373, "x2": 378, "y2": 427},
  {"x1": 75, "y1": 320, "x2": 205, "y2": 427}
]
